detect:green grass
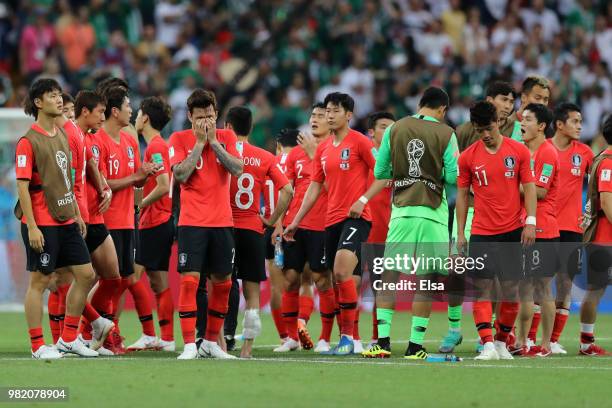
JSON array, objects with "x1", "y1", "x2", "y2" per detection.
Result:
[{"x1": 1, "y1": 311, "x2": 610, "y2": 408}]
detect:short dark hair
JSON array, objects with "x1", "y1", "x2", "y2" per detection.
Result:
[
  {"x1": 75, "y1": 90, "x2": 106, "y2": 118},
  {"x1": 323, "y1": 92, "x2": 354, "y2": 112},
  {"x1": 367, "y1": 111, "x2": 396, "y2": 130},
  {"x1": 486, "y1": 81, "x2": 515, "y2": 99},
  {"x1": 603, "y1": 114, "x2": 612, "y2": 145},
  {"x1": 521, "y1": 76, "x2": 550, "y2": 95},
  {"x1": 524, "y1": 103, "x2": 553, "y2": 128},
  {"x1": 311, "y1": 102, "x2": 326, "y2": 110},
  {"x1": 24, "y1": 78, "x2": 62, "y2": 118},
  {"x1": 276, "y1": 128, "x2": 299, "y2": 147},
  {"x1": 470, "y1": 101, "x2": 498, "y2": 127},
  {"x1": 140, "y1": 96, "x2": 171, "y2": 131},
  {"x1": 418, "y1": 87, "x2": 449, "y2": 109},
  {"x1": 187, "y1": 89, "x2": 217, "y2": 114},
  {"x1": 104, "y1": 86, "x2": 129, "y2": 117},
  {"x1": 553, "y1": 102, "x2": 581, "y2": 131},
  {"x1": 62, "y1": 92, "x2": 74, "y2": 105},
  {"x1": 226, "y1": 106, "x2": 252, "y2": 136},
  {"x1": 96, "y1": 77, "x2": 129, "y2": 96}
]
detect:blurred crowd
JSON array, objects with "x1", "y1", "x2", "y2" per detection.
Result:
[{"x1": 0, "y1": 0, "x2": 611, "y2": 149}]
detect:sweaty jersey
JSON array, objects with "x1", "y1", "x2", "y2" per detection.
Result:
[
  {"x1": 64, "y1": 120, "x2": 88, "y2": 222},
  {"x1": 458, "y1": 137, "x2": 534, "y2": 235},
  {"x1": 594, "y1": 148, "x2": 612, "y2": 243},
  {"x1": 548, "y1": 139, "x2": 594, "y2": 233},
  {"x1": 139, "y1": 135, "x2": 172, "y2": 229},
  {"x1": 312, "y1": 129, "x2": 375, "y2": 227},
  {"x1": 284, "y1": 144, "x2": 329, "y2": 231},
  {"x1": 98, "y1": 127, "x2": 141, "y2": 230},
  {"x1": 525, "y1": 141, "x2": 560, "y2": 238},
  {"x1": 169, "y1": 129, "x2": 241, "y2": 228}
]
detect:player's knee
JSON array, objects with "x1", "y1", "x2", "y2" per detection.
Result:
[{"x1": 29, "y1": 272, "x2": 52, "y2": 292}]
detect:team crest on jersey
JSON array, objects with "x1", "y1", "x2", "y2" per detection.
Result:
[
  {"x1": 504, "y1": 156, "x2": 516, "y2": 169},
  {"x1": 341, "y1": 148, "x2": 350, "y2": 160},
  {"x1": 179, "y1": 253, "x2": 187, "y2": 267},
  {"x1": 40, "y1": 253, "x2": 50, "y2": 267},
  {"x1": 92, "y1": 145, "x2": 100, "y2": 158},
  {"x1": 127, "y1": 146, "x2": 134, "y2": 159},
  {"x1": 572, "y1": 154, "x2": 582, "y2": 167}
]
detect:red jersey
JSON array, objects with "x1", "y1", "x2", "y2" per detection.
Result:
[
  {"x1": 169, "y1": 129, "x2": 241, "y2": 228},
  {"x1": 15, "y1": 124, "x2": 73, "y2": 226},
  {"x1": 64, "y1": 120, "x2": 88, "y2": 222},
  {"x1": 284, "y1": 145, "x2": 329, "y2": 231},
  {"x1": 594, "y1": 149, "x2": 612, "y2": 243},
  {"x1": 139, "y1": 135, "x2": 172, "y2": 229},
  {"x1": 262, "y1": 153, "x2": 289, "y2": 220},
  {"x1": 230, "y1": 142, "x2": 289, "y2": 234},
  {"x1": 312, "y1": 129, "x2": 375, "y2": 227},
  {"x1": 98, "y1": 128, "x2": 141, "y2": 230},
  {"x1": 525, "y1": 141, "x2": 560, "y2": 238},
  {"x1": 458, "y1": 138, "x2": 534, "y2": 235},
  {"x1": 367, "y1": 146, "x2": 392, "y2": 243},
  {"x1": 548, "y1": 139, "x2": 594, "y2": 233},
  {"x1": 84, "y1": 131, "x2": 106, "y2": 224}
]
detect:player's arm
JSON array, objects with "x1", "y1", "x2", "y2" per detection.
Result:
[
  {"x1": 172, "y1": 142, "x2": 205, "y2": 183},
  {"x1": 106, "y1": 164, "x2": 154, "y2": 192},
  {"x1": 71, "y1": 194, "x2": 86, "y2": 237},
  {"x1": 443, "y1": 133, "x2": 459, "y2": 185},
  {"x1": 86, "y1": 158, "x2": 112, "y2": 213},
  {"x1": 522, "y1": 181, "x2": 537, "y2": 245},
  {"x1": 349, "y1": 179, "x2": 389, "y2": 218},
  {"x1": 374, "y1": 125, "x2": 393, "y2": 180},
  {"x1": 601, "y1": 192, "x2": 612, "y2": 223},
  {"x1": 17, "y1": 179, "x2": 44, "y2": 252},
  {"x1": 264, "y1": 183, "x2": 294, "y2": 227},
  {"x1": 455, "y1": 186, "x2": 469, "y2": 255},
  {"x1": 283, "y1": 181, "x2": 322, "y2": 240},
  {"x1": 210, "y1": 140, "x2": 243, "y2": 177},
  {"x1": 140, "y1": 172, "x2": 170, "y2": 209}
]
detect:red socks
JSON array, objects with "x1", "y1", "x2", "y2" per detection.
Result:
[
  {"x1": 282, "y1": 289, "x2": 299, "y2": 341},
  {"x1": 528, "y1": 304, "x2": 541, "y2": 343},
  {"x1": 82, "y1": 302, "x2": 100, "y2": 323},
  {"x1": 337, "y1": 279, "x2": 358, "y2": 337},
  {"x1": 550, "y1": 307, "x2": 569, "y2": 343},
  {"x1": 111, "y1": 278, "x2": 130, "y2": 325},
  {"x1": 57, "y1": 284, "x2": 69, "y2": 333},
  {"x1": 91, "y1": 277, "x2": 121, "y2": 320},
  {"x1": 29, "y1": 327, "x2": 45, "y2": 352},
  {"x1": 473, "y1": 301, "x2": 493, "y2": 343},
  {"x1": 318, "y1": 288, "x2": 336, "y2": 342},
  {"x1": 61, "y1": 315, "x2": 80, "y2": 342},
  {"x1": 496, "y1": 301, "x2": 519, "y2": 342},
  {"x1": 48, "y1": 291, "x2": 61, "y2": 343},
  {"x1": 156, "y1": 288, "x2": 174, "y2": 342},
  {"x1": 298, "y1": 295, "x2": 314, "y2": 323},
  {"x1": 178, "y1": 275, "x2": 199, "y2": 344},
  {"x1": 372, "y1": 306, "x2": 378, "y2": 340},
  {"x1": 271, "y1": 308, "x2": 287, "y2": 340},
  {"x1": 353, "y1": 307, "x2": 360, "y2": 340},
  {"x1": 204, "y1": 280, "x2": 232, "y2": 342},
  {"x1": 333, "y1": 285, "x2": 341, "y2": 333},
  {"x1": 129, "y1": 278, "x2": 156, "y2": 337}
]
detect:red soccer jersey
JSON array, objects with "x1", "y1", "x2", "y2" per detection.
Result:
[
  {"x1": 284, "y1": 145, "x2": 329, "y2": 231},
  {"x1": 548, "y1": 139, "x2": 594, "y2": 233},
  {"x1": 262, "y1": 152, "x2": 289, "y2": 220},
  {"x1": 458, "y1": 137, "x2": 534, "y2": 235},
  {"x1": 98, "y1": 128, "x2": 141, "y2": 230},
  {"x1": 230, "y1": 142, "x2": 289, "y2": 233},
  {"x1": 594, "y1": 149, "x2": 612, "y2": 243},
  {"x1": 84, "y1": 131, "x2": 106, "y2": 224},
  {"x1": 367, "y1": 160, "x2": 392, "y2": 243},
  {"x1": 312, "y1": 129, "x2": 375, "y2": 227},
  {"x1": 64, "y1": 120, "x2": 88, "y2": 223},
  {"x1": 525, "y1": 141, "x2": 560, "y2": 238},
  {"x1": 169, "y1": 129, "x2": 241, "y2": 228},
  {"x1": 139, "y1": 135, "x2": 172, "y2": 229},
  {"x1": 15, "y1": 124, "x2": 73, "y2": 226}
]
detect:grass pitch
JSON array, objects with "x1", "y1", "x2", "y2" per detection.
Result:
[{"x1": 1, "y1": 311, "x2": 610, "y2": 408}]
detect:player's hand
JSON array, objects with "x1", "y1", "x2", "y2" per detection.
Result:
[
  {"x1": 271, "y1": 223, "x2": 284, "y2": 245},
  {"x1": 28, "y1": 225, "x2": 45, "y2": 253},
  {"x1": 456, "y1": 234, "x2": 468, "y2": 257},
  {"x1": 348, "y1": 200, "x2": 365, "y2": 218},
  {"x1": 98, "y1": 189, "x2": 112, "y2": 213},
  {"x1": 283, "y1": 223, "x2": 298, "y2": 242},
  {"x1": 75, "y1": 215, "x2": 87, "y2": 238},
  {"x1": 521, "y1": 224, "x2": 536, "y2": 247},
  {"x1": 142, "y1": 161, "x2": 160, "y2": 175},
  {"x1": 193, "y1": 118, "x2": 208, "y2": 144},
  {"x1": 206, "y1": 118, "x2": 217, "y2": 143},
  {"x1": 259, "y1": 214, "x2": 274, "y2": 228},
  {"x1": 297, "y1": 132, "x2": 317, "y2": 159}
]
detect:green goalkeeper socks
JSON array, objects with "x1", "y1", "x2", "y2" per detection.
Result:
[
  {"x1": 448, "y1": 305, "x2": 462, "y2": 331},
  {"x1": 410, "y1": 316, "x2": 430, "y2": 346},
  {"x1": 376, "y1": 308, "x2": 394, "y2": 338}
]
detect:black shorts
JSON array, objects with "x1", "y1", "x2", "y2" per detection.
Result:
[
  {"x1": 283, "y1": 228, "x2": 326, "y2": 273},
  {"x1": 21, "y1": 223, "x2": 90, "y2": 275},
  {"x1": 469, "y1": 228, "x2": 523, "y2": 281},
  {"x1": 177, "y1": 226, "x2": 234, "y2": 275},
  {"x1": 109, "y1": 229, "x2": 135, "y2": 277},
  {"x1": 135, "y1": 217, "x2": 175, "y2": 271},
  {"x1": 558, "y1": 230, "x2": 583, "y2": 278},
  {"x1": 585, "y1": 243, "x2": 612, "y2": 289},
  {"x1": 324, "y1": 218, "x2": 371, "y2": 276},
  {"x1": 263, "y1": 226, "x2": 275, "y2": 260},
  {"x1": 234, "y1": 228, "x2": 266, "y2": 282},
  {"x1": 85, "y1": 223, "x2": 110, "y2": 253},
  {"x1": 524, "y1": 238, "x2": 559, "y2": 279}
]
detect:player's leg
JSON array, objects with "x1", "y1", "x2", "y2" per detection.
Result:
[
  {"x1": 47, "y1": 273, "x2": 62, "y2": 343},
  {"x1": 147, "y1": 269, "x2": 174, "y2": 350},
  {"x1": 297, "y1": 264, "x2": 314, "y2": 348},
  {"x1": 126, "y1": 263, "x2": 157, "y2": 350},
  {"x1": 223, "y1": 271, "x2": 239, "y2": 350},
  {"x1": 515, "y1": 278, "x2": 534, "y2": 352},
  {"x1": 352, "y1": 274, "x2": 363, "y2": 353},
  {"x1": 195, "y1": 276, "x2": 207, "y2": 341}
]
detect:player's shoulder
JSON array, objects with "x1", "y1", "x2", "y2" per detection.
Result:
[
  {"x1": 504, "y1": 137, "x2": 529, "y2": 155},
  {"x1": 217, "y1": 128, "x2": 237, "y2": 142},
  {"x1": 169, "y1": 129, "x2": 193, "y2": 145},
  {"x1": 539, "y1": 139, "x2": 559, "y2": 160},
  {"x1": 121, "y1": 130, "x2": 139, "y2": 147},
  {"x1": 574, "y1": 141, "x2": 594, "y2": 158},
  {"x1": 461, "y1": 139, "x2": 481, "y2": 156}
]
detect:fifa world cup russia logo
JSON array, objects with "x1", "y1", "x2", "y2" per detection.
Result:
[
  {"x1": 407, "y1": 139, "x2": 425, "y2": 178},
  {"x1": 56, "y1": 151, "x2": 71, "y2": 191}
]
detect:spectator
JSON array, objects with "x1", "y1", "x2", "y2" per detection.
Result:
[
  {"x1": 462, "y1": 7, "x2": 489, "y2": 64},
  {"x1": 339, "y1": 48, "x2": 374, "y2": 120},
  {"x1": 520, "y1": 0, "x2": 561, "y2": 42},
  {"x1": 57, "y1": 6, "x2": 96, "y2": 73},
  {"x1": 155, "y1": 0, "x2": 187, "y2": 51},
  {"x1": 19, "y1": 8, "x2": 55, "y2": 83},
  {"x1": 441, "y1": 0, "x2": 466, "y2": 54}
]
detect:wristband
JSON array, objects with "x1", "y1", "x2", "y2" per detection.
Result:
[
  {"x1": 358, "y1": 195, "x2": 369, "y2": 205},
  {"x1": 525, "y1": 216, "x2": 536, "y2": 226}
]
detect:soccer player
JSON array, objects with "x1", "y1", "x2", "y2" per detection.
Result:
[
  {"x1": 508, "y1": 76, "x2": 551, "y2": 125},
  {"x1": 128, "y1": 97, "x2": 175, "y2": 352},
  {"x1": 17, "y1": 79, "x2": 98, "y2": 358},
  {"x1": 170, "y1": 89, "x2": 243, "y2": 359},
  {"x1": 578, "y1": 114, "x2": 612, "y2": 356},
  {"x1": 225, "y1": 106, "x2": 293, "y2": 358},
  {"x1": 284, "y1": 92, "x2": 385, "y2": 355},
  {"x1": 364, "y1": 111, "x2": 395, "y2": 348},
  {"x1": 456, "y1": 101, "x2": 536, "y2": 360},
  {"x1": 61, "y1": 93, "x2": 75, "y2": 121},
  {"x1": 363, "y1": 88, "x2": 458, "y2": 359},
  {"x1": 545, "y1": 103, "x2": 593, "y2": 354},
  {"x1": 513, "y1": 104, "x2": 559, "y2": 357}
]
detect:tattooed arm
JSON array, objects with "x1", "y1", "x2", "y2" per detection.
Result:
[
  {"x1": 210, "y1": 140, "x2": 243, "y2": 177},
  {"x1": 172, "y1": 142, "x2": 205, "y2": 184}
]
